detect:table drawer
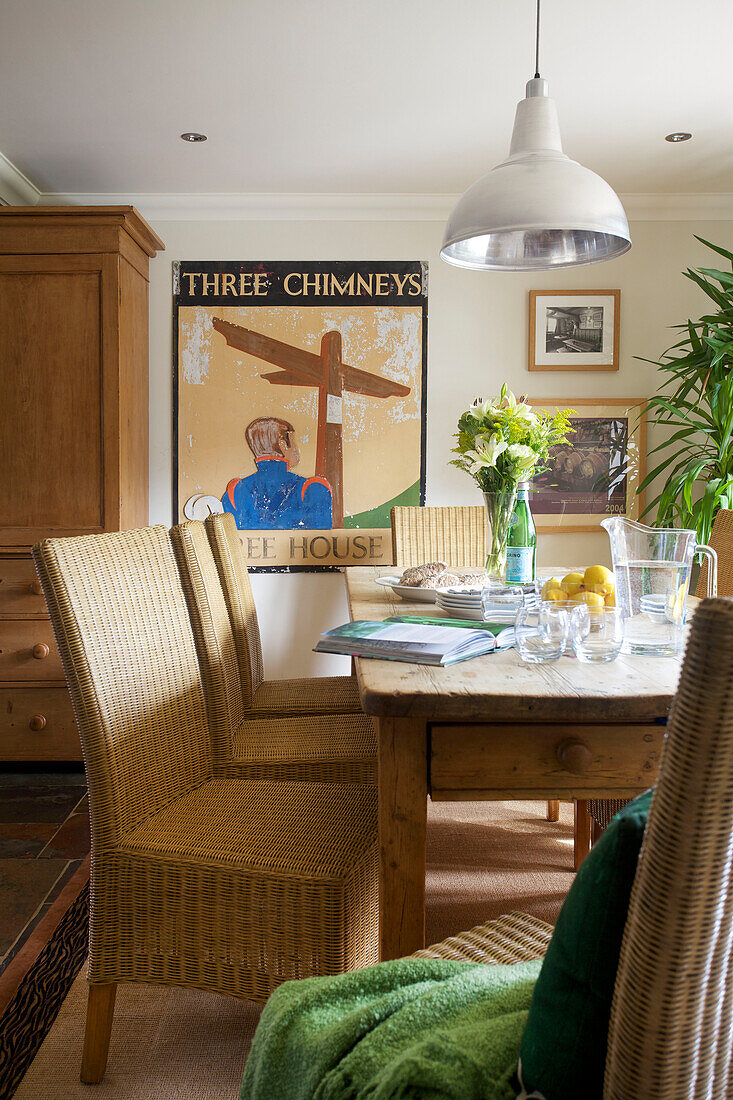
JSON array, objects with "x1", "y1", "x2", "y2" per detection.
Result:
[
  {"x1": 0, "y1": 557, "x2": 48, "y2": 618},
  {"x1": 0, "y1": 687, "x2": 81, "y2": 760},
  {"x1": 430, "y1": 723, "x2": 665, "y2": 800},
  {"x1": 0, "y1": 621, "x2": 64, "y2": 681}
]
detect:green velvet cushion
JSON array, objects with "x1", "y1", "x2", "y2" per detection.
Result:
[{"x1": 518, "y1": 789, "x2": 652, "y2": 1100}]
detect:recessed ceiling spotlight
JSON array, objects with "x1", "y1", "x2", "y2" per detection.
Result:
[
  {"x1": 665, "y1": 132, "x2": 692, "y2": 142},
  {"x1": 180, "y1": 132, "x2": 207, "y2": 142}
]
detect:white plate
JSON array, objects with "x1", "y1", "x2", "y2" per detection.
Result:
[{"x1": 375, "y1": 575, "x2": 439, "y2": 602}]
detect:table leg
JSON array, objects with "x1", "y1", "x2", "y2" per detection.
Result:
[
  {"x1": 377, "y1": 716, "x2": 428, "y2": 960},
  {"x1": 574, "y1": 799, "x2": 592, "y2": 870}
]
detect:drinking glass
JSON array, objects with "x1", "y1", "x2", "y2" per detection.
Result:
[
  {"x1": 515, "y1": 605, "x2": 569, "y2": 664},
  {"x1": 481, "y1": 578, "x2": 539, "y2": 623},
  {"x1": 571, "y1": 607, "x2": 624, "y2": 663},
  {"x1": 542, "y1": 599, "x2": 590, "y2": 656}
]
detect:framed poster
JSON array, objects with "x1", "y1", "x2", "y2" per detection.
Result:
[
  {"x1": 528, "y1": 290, "x2": 620, "y2": 371},
  {"x1": 174, "y1": 260, "x2": 427, "y2": 570},
  {"x1": 526, "y1": 398, "x2": 646, "y2": 533}
]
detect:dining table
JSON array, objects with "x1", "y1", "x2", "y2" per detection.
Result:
[{"x1": 345, "y1": 566, "x2": 692, "y2": 961}]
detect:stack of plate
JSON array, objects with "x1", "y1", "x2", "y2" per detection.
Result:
[
  {"x1": 435, "y1": 586, "x2": 485, "y2": 621},
  {"x1": 436, "y1": 585, "x2": 540, "y2": 623}
]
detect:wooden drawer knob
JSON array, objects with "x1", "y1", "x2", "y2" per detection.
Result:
[
  {"x1": 29, "y1": 714, "x2": 47, "y2": 731},
  {"x1": 29, "y1": 580, "x2": 43, "y2": 596},
  {"x1": 556, "y1": 738, "x2": 593, "y2": 774},
  {"x1": 32, "y1": 643, "x2": 50, "y2": 660}
]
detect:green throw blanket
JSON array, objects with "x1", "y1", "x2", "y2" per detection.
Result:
[{"x1": 241, "y1": 957, "x2": 541, "y2": 1100}]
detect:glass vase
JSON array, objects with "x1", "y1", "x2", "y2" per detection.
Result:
[{"x1": 482, "y1": 488, "x2": 518, "y2": 580}]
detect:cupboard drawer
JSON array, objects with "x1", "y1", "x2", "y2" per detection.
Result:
[
  {"x1": 0, "y1": 621, "x2": 64, "y2": 681},
  {"x1": 430, "y1": 723, "x2": 665, "y2": 800},
  {"x1": 0, "y1": 687, "x2": 81, "y2": 760},
  {"x1": 0, "y1": 557, "x2": 48, "y2": 618}
]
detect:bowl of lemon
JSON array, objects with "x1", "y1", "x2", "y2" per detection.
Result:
[{"x1": 540, "y1": 566, "x2": 616, "y2": 615}]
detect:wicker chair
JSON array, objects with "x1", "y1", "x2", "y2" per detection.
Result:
[
  {"x1": 413, "y1": 597, "x2": 733, "y2": 1098},
  {"x1": 204, "y1": 511, "x2": 362, "y2": 717},
  {"x1": 391, "y1": 504, "x2": 487, "y2": 569},
  {"x1": 32, "y1": 525, "x2": 378, "y2": 1084},
  {"x1": 391, "y1": 504, "x2": 560, "y2": 823},
  {"x1": 171, "y1": 518, "x2": 376, "y2": 783},
  {"x1": 586, "y1": 507, "x2": 733, "y2": 843}
]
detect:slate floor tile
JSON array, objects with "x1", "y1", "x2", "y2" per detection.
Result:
[
  {"x1": 40, "y1": 811, "x2": 90, "y2": 859},
  {"x1": 0, "y1": 785, "x2": 85, "y2": 823},
  {"x1": 0, "y1": 823, "x2": 57, "y2": 858},
  {"x1": 0, "y1": 858, "x2": 69, "y2": 956}
]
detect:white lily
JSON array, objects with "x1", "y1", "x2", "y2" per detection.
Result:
[
  {"x1": 506, "y1": 443, "x2": 538, "y2": 477},
  {"x1": 465, "y1": 398, "x2": 499, "y2": 421},
  {"x1": 513, "y1": 402, "x2": 539, "y2": 425},
  {"x1": 465, "y1": 433, "x2": 508, "y2": 473}
]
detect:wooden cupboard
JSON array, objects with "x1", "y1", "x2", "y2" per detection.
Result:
[{"x1": 0, "y1": 206, "x2": 164, "y2": 760}]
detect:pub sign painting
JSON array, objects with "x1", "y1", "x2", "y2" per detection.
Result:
[{"x1": 174, "y1": 261, "x2": 428, "y2": 570}]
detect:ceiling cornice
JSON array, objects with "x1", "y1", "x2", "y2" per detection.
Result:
[
  {"x1": 0, "y1": 151, "x2": 41, "y2": 206},
  {"x1": 1, "y1": 148, "x2": 730, "y2": 222},
  {"x1": 33, "y1": 190, "x2": 733, "y2": 222}
]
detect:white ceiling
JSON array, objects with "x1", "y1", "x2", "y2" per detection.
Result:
[{"x1": 1, "y1": 0, "x2": 731, "y2": 197}]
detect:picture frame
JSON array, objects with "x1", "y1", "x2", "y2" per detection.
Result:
[
  {"x1": 528, "y1": 289, "x2": 620, "y2": 371},
  {"x1": 526, "y1": 397, "x2": 647, "y2": 533},
  {"x1": 173, "y1": 260, "x2": 428, "y2": 572}
]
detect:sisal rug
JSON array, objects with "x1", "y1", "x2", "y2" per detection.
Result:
[{"x1": 11, "y1": 800, "x2": 574, "y2": 1099}]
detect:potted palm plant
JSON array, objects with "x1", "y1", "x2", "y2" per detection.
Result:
[{"x1": 639, "y1": 237, "x2": 733, "y2": 545}]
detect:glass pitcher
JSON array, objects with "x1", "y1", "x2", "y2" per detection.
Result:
[{"x1": 601, "y1": 517, "x2": 717, "y2": 657}]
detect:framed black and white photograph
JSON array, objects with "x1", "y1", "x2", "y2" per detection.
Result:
[
  {"x1": 528, "y1": 290, "x2": 620, "y2": 371},
  {"x1": 526, "y1": 398, "x2": 646, "y2": 533}
]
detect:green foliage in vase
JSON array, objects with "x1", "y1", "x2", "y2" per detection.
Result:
[
  {"x1": 450, "y1": 384, "x2": 575, "y2": 493},
  {"x1": 638, "y1": 236, "x2": 733, "y2": 544}
]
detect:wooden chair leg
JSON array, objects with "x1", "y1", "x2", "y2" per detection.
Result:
[
  {"x1": 573, "y1": 800, "x2": 592, "y2": 871},
  {"x1": 81, "y1": 982, "x2": 117, "y2": 1084},
  {"x1": 546, "y1": 799, "x2": 560, "y2": 821}
]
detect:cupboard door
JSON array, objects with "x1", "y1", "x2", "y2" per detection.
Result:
[{"x1": 0, "y1": 254, "x2": 117, "y2": 545}]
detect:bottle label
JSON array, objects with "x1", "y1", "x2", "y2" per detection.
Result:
[{"x1": 506, "y1": 546, "x2": 535, "y2": 584}]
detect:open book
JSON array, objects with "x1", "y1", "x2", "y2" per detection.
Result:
[{"x1": 314, "y1": 617, "x2": 515, "y2": 667}]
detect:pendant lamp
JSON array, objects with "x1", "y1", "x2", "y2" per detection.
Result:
[{"x1": 441, "y1": 0, "x2": 631, "y2": 271}]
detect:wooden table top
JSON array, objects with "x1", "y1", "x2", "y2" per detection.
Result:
[{"x1": 345, "y1": 567, "x2": 691, "y2": 723}]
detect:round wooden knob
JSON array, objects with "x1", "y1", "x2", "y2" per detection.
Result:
[
  {"x1": 29, "y1": 714, "x2": 47, "y2": 731},
  {"x1": 556, "y1": 738, "x2": 593, "y2": 774},
  {"x1": 29, "y1": 580, "x2": 43, "y2": 596},
  {"x1": 32, "y1": 643, "x2": 50, "y2": 660}
]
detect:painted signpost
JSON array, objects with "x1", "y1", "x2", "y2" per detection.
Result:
[{"x1": 174, "y1": 261, "x2": 427, "y2": 570}]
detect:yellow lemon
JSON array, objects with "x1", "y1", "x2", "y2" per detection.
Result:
[
  {"x1": 543, "y1": 587, "x2": 568, "y2": 604},
  {"x1": 561, "y1": 572, "x2": 585, "y2": 597},
  {"x1": 604, "y1": 590, "x2": 616, "y2": 608},
  {"x1": 541, "y1": 577, "x2": 564, "y2": 599},
  {"x1": 583, "y1": 564, "x2": 615, "y2": 596},
  {"x1": 571, "y1": 590, "x2": 606, "y2": 620}
]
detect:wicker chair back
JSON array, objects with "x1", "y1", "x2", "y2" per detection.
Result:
[
  {"x1": 390, "y1": 505, "x2": 487, "y2": 569},
  {"x1": 32, "y1": 526, "x2": 212, "y2": 845},
  {"x1": 605, "y1": 597, "x2": 733, "y2": 1099},
  {"x1": 171, "y1": 519, "x2": 247, "y2": 765},
  {"x1": 696, "y1": 507, "x2": 733, "y2": 597},
  {"x1": 204, "y1": 512, "x2": 264, "y2": 704}
]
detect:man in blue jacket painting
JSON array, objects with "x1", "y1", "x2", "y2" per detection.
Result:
[{"x1": 222, "y1": 416, "x2": 333, "y2": 530}]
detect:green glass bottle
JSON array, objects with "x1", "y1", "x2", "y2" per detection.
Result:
[{"x1": 505, "y1": 482, "x2": 537, "y2": 585}]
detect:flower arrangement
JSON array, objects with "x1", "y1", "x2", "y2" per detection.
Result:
[
  {"x1": 450, "y1": 385, "x2": 574, "y2": 492},
  {"x1": 450, "y1": 385, "x2": 574, "y2": 576}
]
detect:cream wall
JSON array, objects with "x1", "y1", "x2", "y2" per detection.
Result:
[{"x1": 147, "y1": 217, "x2": 733, "y2": 677}]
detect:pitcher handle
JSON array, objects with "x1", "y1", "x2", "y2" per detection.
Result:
[{"x1": 695, "y1": 544, "x2": 718, "y2": 598}]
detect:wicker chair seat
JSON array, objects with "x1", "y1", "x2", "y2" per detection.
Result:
[
  {"x1": 225, "y1": 713, "x2": 376, "y2": 783},
  {"x1": 119, "y1": 778, "x2": 376, "y2": 875},
  {"x1": 413, "y1": 911, "x2": 552, "y2": 965},
  {"x1": 248, "y1": 675, "x2": 362, "y2": 717},
  {"x1": 88, "y1": 778, "x2": 379, "y2": 1001}
]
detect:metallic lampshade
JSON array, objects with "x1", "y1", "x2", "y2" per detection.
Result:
[{"x1": 441, "y1": 78, "x2": 631, "y2": 271}]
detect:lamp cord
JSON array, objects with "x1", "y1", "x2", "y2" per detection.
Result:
[{"x1": 534, "y1": 0, "x2": 541, "y2": 78}]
